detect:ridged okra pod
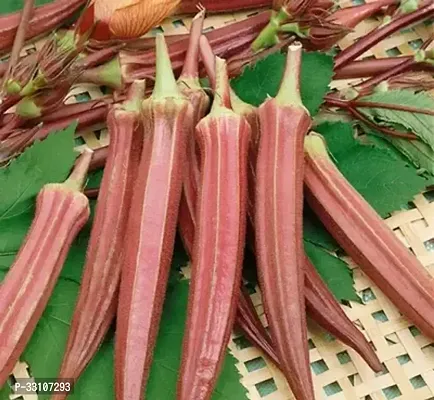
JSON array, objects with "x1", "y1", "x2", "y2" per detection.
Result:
[
  {"x1": 255, "y1": 43, "x2": 314, "y2": 399},
  {"x1": 177, "y1": 10, "x2": 211, "y2": 257},
  {"x1": 304, "y1": 257, "x2": 382, "y2": 372},
  {"x1": 53, "y1": 81, "x2": 146, "y2": 398},
  {"x1": 0, "y1": 152, "x2": 91, "y2": 386},
  {"x1": 115, "y1": 34, "x2": 193, "y2": 400},
  {"x1": 304, "y1": 132, "x2": 434, "y2": 340},
  {"x1": 177, "y1": 57, "x2": 251, "y2": 400}
]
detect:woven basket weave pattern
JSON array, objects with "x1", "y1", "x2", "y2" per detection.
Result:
[{"x1": 8, "y1": 2, "x2": 434, "y2": 399}]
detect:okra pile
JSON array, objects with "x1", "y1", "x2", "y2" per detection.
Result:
[{"x1": 1, "y1": 0, "x2": 434, "y2": 399}]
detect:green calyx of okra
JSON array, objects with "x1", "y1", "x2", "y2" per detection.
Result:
[{"x1": 152, "y1": 34, "x2": 184, "y2": 101}]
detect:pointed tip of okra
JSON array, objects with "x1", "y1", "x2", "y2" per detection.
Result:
[
  {"x1": 153, "y1": 34, "x2": 182, "y2": 100},
  {"x1": 179, "y1": 9, "x2": 206, "y2": 81},
  {"x1": 199, "y1": 35, "x2": 216, "y2": 88},
  {"x1": 304, "y1": 132, "x2": 330, "y2": 159},
  {"x1": 64, "y1": 148, "x2": 94, "y2": 192},
  {"x1": 275, "y1": 42, "x2": 307, "y2": 110},
  {"x1": 123, "y1": 79, "x2": 146, "y2": 112},
  {"x1": 210, "y1": 57, "x2": 232, "y2": 114}
]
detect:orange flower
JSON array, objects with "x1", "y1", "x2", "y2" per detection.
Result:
[{"x1": 82, "y1": 0, "x2": 181, "y2": 40}]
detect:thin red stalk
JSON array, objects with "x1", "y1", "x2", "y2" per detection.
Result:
[
  {"x1": 324, "y1": 96, "x2": 418, "y2": 140},
  {"x1": 177, "y1": 57, "x2": 250, "y2": 400},
  {"x1": 177, "y1": 0, "x2": 271, "y2": 13},
  {"x1": 2, "y1": 106, "x2": 108, "y2": 159},
  {"x1": 0, "y1": 114, "x2": 23, "y2": 141},
  {"x1": 53, "y1": 82, "x2": 145, "y2": 398},
  {"x1": 84, "y1": 187, "x2": 99, "y2": 199},
  {"x1": 0, "y1": 124, "x2": 39, "y2": 165},
  {"x1": 350, "y1": 100, "x2": 434, "y2": 116},
  {"x1": 0, "y1": 0, "x2": 87, "y2": 54},
  {"x1": 333, "y1": 56, "x2": 412, "y2": 79},
  {"x1": 1, "y1": 0, "x2": 35, "y2": 96},
  {"x1": 255, "y1": 43, "x2": 314, "y2": 399},
  {"x1": 356, "y1": 57, "x2": 415, "y2": 94},
  {"x1": 335, "y1": 2, "x2": 434, "y2": 69},
  {"x1": 349, "y1": 106, "x2": 418, "y2": 140},
  {"x1": 115, "y1": 35, "x2": 192, "y2": 400},
  {"x1": 0, "y1": 152, "x2": 91, "y2": 386},
  {"x1": 88, "y1": 146, "x2": 109, "y2": 172},
  {"x1": 37, "y1": 98, "x2": 113, "y2": 124}
]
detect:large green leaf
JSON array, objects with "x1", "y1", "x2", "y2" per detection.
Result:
[
  {"x1": 304, "y1": 242, "x2": 360, "y2": 303},
  {"x1": 316, "y1": 122, "x2": 428, "y2": 218},
  {"x1": 358, "y1": 89, "x2": 434, "y2": 150},
  {"x1": 231, "y1": 51, "x2": 334, "y2": 116},
  {"x1": 0, "y1": 123, "x2": 77, "y2": 221}
]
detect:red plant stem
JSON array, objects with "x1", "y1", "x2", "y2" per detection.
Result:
[
  {"x1": 355, "y1": 57, "x2": 415, "y2": 93},
  {"x1": 334, "y1": 2, "x2": 434, "y2": 69},
  {"x1": 84, "y1": 187, "x2": 99, "y2": 199},
  {"x1": 354, "y1": 33, "x2": 433, "y2": 94},
  {"x1": 53, "y1": 83, "x2": 145, "y2": 398},
  {"x1": 176, "y1": 0, "x2": 272, "y2": 13},
  {"x1": 1, "y1": 0, "x2": 35, "y2": 94},
  {"x1": 88, "y1": 146, "x2": 109, "y2": 172},
  {"x1": 37, "y1": 97, "x2": 113, "y2": 124},
  {"x1": 255, "y1": 43, "x2": 314, "y2": 399},
  {"x1": 0, "y1": 151, "x2": 91, "y2": 386},
  {"x1": 115, "y1": 35, "x2": 192, "y2": 400},
  {"x1": 333, "y1": 56, "x2": 429, "y2": 80},
  {"x1": 304, "y1": 257, "x2": 382, "y2": 372},
  {"x1": 350, "y1": 100, "x2": 434, "y2": 116},
  {"x1": 2, "y1": 106, "x2": 109, "y2": 158},
  {"x1": 0, "y1": 0, "x2": 87, "y2": 54},
  {"x1": 177, "y1": 57, "x2": 250, "y2": 400},
  {"x1": 0, "y1": 114, "x2": 22, "y2": 141},
  {"x1": 324, "y1": 96, "x2": 418, "y2": 140}
]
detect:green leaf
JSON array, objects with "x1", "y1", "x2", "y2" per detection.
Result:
[
  {"x1": 303, "y1": 207, "x2": 339, "y2": 252},
  {"x1": 231, "y1": 51, "x2": 333, "y2": 116},
  {"x1": 304, "y1": 242, "x2": 360, "y2": 303},
  {"x1": 316, "y1": 122, "x2": 428, "y2": 218},
  {"x1": 0, "y1": 0, "x2": 54, "y2": 14},
  {"x1": 358, "y1": 89, "x2": 434, "y2": 149},
  {"x1": 0, "y1": 123, "x2": 77, "y2": 222}
]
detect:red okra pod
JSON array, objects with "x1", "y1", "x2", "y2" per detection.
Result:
[
  {"x1": 177, "y1": 10, "x2": 211, "y2": 257},
  {"x1": 0, "y1": 152, "x2": 92, "y2": 386},
  {"x1": 255, "y1": 43, "x2": 314, "y2": 399},
  {"x1": 177, "y1": 57, "x2": 251, "y2": 400},
  {"x1": 52, "y1": 81, "x2": 146, "y2": 399},
  {"x1": 304, "y1": 257, "x2": 382, "y2": 372},
  {"x1": 115, "y1": 35, "x2": 192, "y2": 400},
  {"x1": 304, "y1": 133, "x2": 434, "y2": 340}
]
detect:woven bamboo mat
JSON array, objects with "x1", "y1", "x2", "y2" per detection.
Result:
[{"x1": 7, "y1": 1, "x2": 434, "y2": 399}]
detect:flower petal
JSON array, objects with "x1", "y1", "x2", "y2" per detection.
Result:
[{"x1": 109, "y1": 0, "x2": 181, "y2": 38}]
